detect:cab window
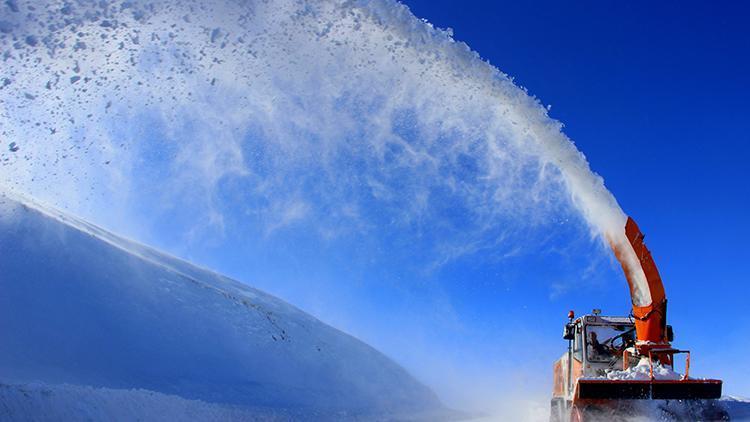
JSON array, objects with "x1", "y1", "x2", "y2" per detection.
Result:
[
  {"x1": 585, "y1": 324, "x2": 635, "y2": 362},
  {"x1": 572, "y1": 325, "x2": 583, "y2": 361}
]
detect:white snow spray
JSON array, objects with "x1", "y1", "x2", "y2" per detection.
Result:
[
  {"x1": 0, "y1": 0, "x2": 631, "y2": 242},
  {"x1": 0, "y1": 0, "x2": 648, "y2": 415}
]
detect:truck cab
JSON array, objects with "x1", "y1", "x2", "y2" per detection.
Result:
[{"x1": 552, "y1": 312, "x2": 637, "y2": 406}]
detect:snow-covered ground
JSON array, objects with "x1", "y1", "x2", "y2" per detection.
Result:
[
  {"x1": 722, "y1": 396, "x2": 750, "y2": 421},
  {"x1": 0, "y1": 381, "x2": 458, "y2": 421},
  {"x1": 458, "y1": 397, "x2": 750, "y2": 422},
  {"x1": 0, "y1": 193, "x2": 449, "y2": 420},
  {"x1": 0, "y1": 382, "x2": 290, "y2": 422}
]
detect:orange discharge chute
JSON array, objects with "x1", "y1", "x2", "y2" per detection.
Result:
[{"x1": 610, "y1": 217, "x2": 669, "y2": 348}]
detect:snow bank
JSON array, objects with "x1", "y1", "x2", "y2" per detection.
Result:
[
  {"x1": 0, "y1": 193, "x2": 444, "y2": 418},
  {"x1": 0, "y1": 381, "x2": 459, "y2": 422},
  {"x1": 0, "y1": 382, "x2": 285, "y2": 422}
]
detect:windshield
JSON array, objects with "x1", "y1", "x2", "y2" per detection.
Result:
[{"x1": 586, "y1": 324, "x2": 635, "y2": 362}]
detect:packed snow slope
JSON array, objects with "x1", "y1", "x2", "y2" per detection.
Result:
[
  {"x1": 0, "y1": 382, "x2": 308, "y2": 421},
  {"x1": 0, "y1": 192, "x2": 444, "y2": 418}
]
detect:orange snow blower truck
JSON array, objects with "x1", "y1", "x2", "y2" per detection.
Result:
[{"x1": 550, "y1": 218, "x2": 727, "y2": 421}]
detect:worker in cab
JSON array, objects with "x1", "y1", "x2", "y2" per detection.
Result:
[{"x1": 588, "y1": 331, "x2": 612, "y2": 360}]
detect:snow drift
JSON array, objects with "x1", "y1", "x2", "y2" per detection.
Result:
[
  {"x1": 0, "y1": 192, "x2": 445, "y2": 419},
  {"x1": 0, "y1": 382, "x2": 295, "y2": 422}
]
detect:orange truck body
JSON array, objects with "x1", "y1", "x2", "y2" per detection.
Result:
[{"x1": 611, "y1": 217, "x2": 668, "y2": 348}]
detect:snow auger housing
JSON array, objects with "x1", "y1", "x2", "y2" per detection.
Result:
[{"x1": 550, "y1": 218, "x2": 726, "y2": 422}]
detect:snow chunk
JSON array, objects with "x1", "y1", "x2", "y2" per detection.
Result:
[{"x1": 5, "y1": 0, "x2": 19, "y2": 13}]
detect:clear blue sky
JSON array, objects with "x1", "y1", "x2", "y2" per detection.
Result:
[{"x1": 398, "y1": 0, "x2": 750, "y2": 396}]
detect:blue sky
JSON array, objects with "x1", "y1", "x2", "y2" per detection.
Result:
[
  {"x1": 401, "y1": 0, "x2": 750, "y2": 397},
  {"x1": 2, "y1": 0, "x2": 748, "y2": 411}
]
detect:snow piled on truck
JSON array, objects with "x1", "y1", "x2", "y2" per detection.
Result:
[
  {"x1": 0, "y1": 192, "x2": 446, "y2": 420},
  {"x1": 603, "y1": 360, "x2": 682, "y2": 381}
]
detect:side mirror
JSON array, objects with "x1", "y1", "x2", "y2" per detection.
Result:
[
  {"x1": 563, "y1": 323, "x2": 575, "y2": 340},
  {"x1": 666, "y1": 325, "x2": 674, "y2": 342}
]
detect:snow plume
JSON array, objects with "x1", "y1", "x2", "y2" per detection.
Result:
[
  {"x1": 0, "y1": 0, "x2": 640, "y2": 415},
  {"x1": 0, "y1": 0, "x2": 629, "y2": 258}
]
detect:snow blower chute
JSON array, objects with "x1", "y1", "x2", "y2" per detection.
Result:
[{"x1": 550, "y1": 218, "x2": 727, "y2": 421}]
